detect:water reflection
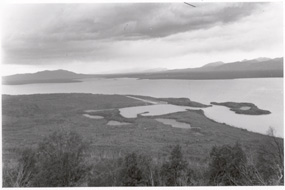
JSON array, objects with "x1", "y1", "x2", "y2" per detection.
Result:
[{"x1": 119, "y1": 104, "x2": 201, "y2": 118}]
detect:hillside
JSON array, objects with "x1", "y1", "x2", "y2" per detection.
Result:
[
  {"x1": 208, "y1": 57, "x2": 282, "y2": 72},
  {"x1": 2, "y1": 57, "x2": 283, "y2": 85},
  {"x1": 109, "y1": 57, "x2": 283, "y2": 80},
  {"x1": 2, "y1": 94, "x2": 283, "y2": 186},
  {"x1": 2, "y1": 70, "x2": 96, "y2": 85},
  {"x1": 2, "y1": 93, "x2": 277, "y2": 162}
]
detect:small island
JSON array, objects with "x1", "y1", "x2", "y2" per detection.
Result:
[{"x1": 211, "y1": 102, "x2": 271, "y2": 115}]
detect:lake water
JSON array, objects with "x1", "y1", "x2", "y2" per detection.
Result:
[
  {"x1": 2, "y1": 78, "x2": 283, "y2": 137},
  {"x1": 155, "y1": 118, "x2": 191, "y2": 129},
  {"x1": 107, "y1": 121, "x2": 131, "y2": 126},
  {"x1": 82, "y1": 114, "x2": 104, "y2": 119},
  {"x1": 119, "y1": 104, "x2": 201, "y2": 118}
]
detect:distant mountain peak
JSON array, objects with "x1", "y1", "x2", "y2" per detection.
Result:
[
  {"x1": 36, "y1": 69, "x2": 76, "y2": 74},
  {"x1": 202, "y1": 61, "x2": 225, "y2": 68},
  {"x1": 254, "y1": 57, "x2": 271, "y2": 62},
  {"x1": 241, "y1": 57, "x2": 271, "y2": 63}
]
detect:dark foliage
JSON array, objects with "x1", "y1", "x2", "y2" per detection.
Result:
[
  {"x1": 3, "y1": 149, "x2": 37, "y2": 187},
  {"x1": 120, "y1": 153, "x2": 144, "y2": 186},
  {"x1": 256, "y1": 128, "x2": 284, "y2": 185},
  {"x1": 3, "y1": 129, "x2": 283, "y2": 187},
  {"x1": 88, "y1": 158, "x2": 124, "y2": 186},
  {"x1": 3, "y1": 130, "x2": 91, "y2": 187},
  {"x1": 160, "y1": 145, "x2": 190, "y2": 186},
  {"x1": 120, "y1": 152, "x2": 154, "y2": 186},
  {"x1": 32, "y1": 130, "x2": 91, "y2": 187},
  {"x1": 208, "y1": 143, "x2": 247, "y2": 185}
]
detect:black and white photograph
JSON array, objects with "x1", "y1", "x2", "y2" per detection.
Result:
[{"x1": 1, "y1": 0, "x2": 284, "y2": 187}]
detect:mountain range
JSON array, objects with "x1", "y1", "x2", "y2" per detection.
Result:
[
  {"x1": 2, "y1": 57, "x2": 283, "y2": 85},
  {"x1": 99, "y1": 57, "x2": 283, "y2": 80}
]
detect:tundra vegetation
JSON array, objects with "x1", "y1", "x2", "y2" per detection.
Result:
[
  {"x1": 3, "y1": 129, "x2": 283, "y2": 187},
  {"x1": 2, "y1": 94, "x2": 284, "y2": 186}
]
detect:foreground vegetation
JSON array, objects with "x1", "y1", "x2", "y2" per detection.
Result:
[
  {"x1": 3, "y1": 129, "x2": 283, "y2": 187},
  {"x1": 2, "y1": 93, "x2": 284, "y2": 186},
  {"x1": 211, "y1": 102, "x2": 271, "y2": 115}
]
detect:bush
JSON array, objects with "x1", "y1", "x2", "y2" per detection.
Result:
[
  {"x1": 208, "y1": 142, "x2": 247, "y2": 185},
  {"x1": 3, "y1": 149, "x2": 37, "y2": 187},
  {"x1": 32, "y1": 130, "x2": 91, "y2": 187},
  {"x1": 120, "y1": 153, "x2": 144, "y2": 186},
  {"x1": 119, "y1": 152, "x2": 154, "y2": 186},
  {"x1": 255, "y1": 127, "x2": 284, "y2": 185},
  {"x1": 160, "y1": 145, "x2": 190, "y2": 186},
  {"x1": 3, "y1": 130, "x2": 91, "y2": 187},
  {"x1": 88, "y1": 158, "x2": 124, "y2": 186}
]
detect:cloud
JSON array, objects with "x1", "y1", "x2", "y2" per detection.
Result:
[
  {"x1": 2, "y1": 3, "x2": 263, "y2": 41},
  {"x1": 1, "y1": 2, "x2": 282, "y2": 74}
]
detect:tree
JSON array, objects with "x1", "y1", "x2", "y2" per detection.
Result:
[
  {"x1": 160, "y1": 145, "x2": 189, "y2": 186},
  {"x1": 3, "y1": 130, "x2": 91, "y2": 187},
  {"x1": 3, "y1": 149, "x2": 37, "y2": 187},
  {"x1": 120, "y1": 153, "x2": 144, "y2": 186},
  {"x1": 208, "y1": 142, "x2": 247, "y2": 185},
  {"x1": 32, "y1": 130, "x2": 91, "y2": 187},
  {"x1": 256, "y1": 127, "x2": 284, "y2": 185}
]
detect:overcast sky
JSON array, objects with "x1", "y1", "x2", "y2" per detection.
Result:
[{"x1": 1, "y1": 2, "x2": 283, "y2": 75}]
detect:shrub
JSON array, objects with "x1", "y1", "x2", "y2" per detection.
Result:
[
  {"x1": 121, "y1": 153, "x2": 143, "y2": 186},
  {"x1": 3, "y1": 149, "x2": 37, "y2": 187},
  {"x1": 160, "y1": 145, "x2": 189, "y2": 186},
  {"x1": 119, "y1": 152, "x2": 155, "y2": 186},
  {"x1": 256, "y1": 127, "x2": 284, "y2": 185},
  {"x1": 32, "y1": 130, "x2": 91, "y2": 187},
  {"x1": 88, "y1": 158, "x2": 124, "y2": 186},
  {"x1": 3, "y1": 130, "x2": 91, "y2": 187},
  {"x1": 208, "y1": 142, "x2": 247, "y2": 185}
]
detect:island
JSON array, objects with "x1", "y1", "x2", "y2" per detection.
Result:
[{"x1": 211, "y1": 102, "x2": 271, "y2": 115}]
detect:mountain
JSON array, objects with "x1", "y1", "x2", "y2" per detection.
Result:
[
  {"x1": 168, "y1": 57, "x2": 283, "y2": 73},
  {"x1": 117, "y1": 57, "x2": 283, "y2": 80},
  {"x1": 207, "y1": 57, "x2": 282, "y2": 72},
  {"x1": 6, "y1": 70, "x2": 79, "y2": 80},
  {"x1": 2, "y1": 69, "x2": 95, "y2": 85},
  {"x1": 201, "y1": 61, "x2": 225, "y2": 68},
  {"x1": 2, "y1": 57, "x2": 283, "y2": 85},
  {"x1": 254, "y1": 57, "x2": 271, "y2": 62},
  {"x1": 141, "y1": 68, "x2": 168, "y2": 73}
]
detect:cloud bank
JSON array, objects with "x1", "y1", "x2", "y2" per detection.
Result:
[{"x1": 1, "y1": 2, "x2": 283, "y2": 74}]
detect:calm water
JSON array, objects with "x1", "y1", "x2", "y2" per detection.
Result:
[
  {"x1": 119, "y1": 104, "x2": 201, "y2": 118},
  {"x1": 2, "y1": 78, "x2": 283, "y2": 137},
  {"x1": 82, "y1": 114, "x2": 104, "y2": 119},
  {"x1": 155, "y1": 118, "x2": 191, "y2": 129},
  {"x1": 107, "y1": 121, "x2": 131, "y2": 126}
]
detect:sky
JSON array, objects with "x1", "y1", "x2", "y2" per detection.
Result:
[{"x1": 1, "y1": 2, "x2": 283, "y2": 75}]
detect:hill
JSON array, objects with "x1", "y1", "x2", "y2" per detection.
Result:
[
  {"x1": 2, "y1": 57, "x2": 283, "y2": 85},
  {"x1": 207, "y1": 57, "x2": 282, "y2": 72},
  {"x1": 2, "y1": 69, "x2": 96, "y2": 85},
  {"x1": 106, "y1": 57, "x2": 283, "y2": 80}
]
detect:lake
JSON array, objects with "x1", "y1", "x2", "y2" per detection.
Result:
[
  {"x1": 2, "y1": 77, "x2": 283, "y2": 137},
  {"x1": 119, "y1": 104, "x2": 201, "y2": 118}
]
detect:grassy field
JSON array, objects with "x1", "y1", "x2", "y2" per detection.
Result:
[{"x1": 2, "y1": 93, "x2": 278, "y2": 165}]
